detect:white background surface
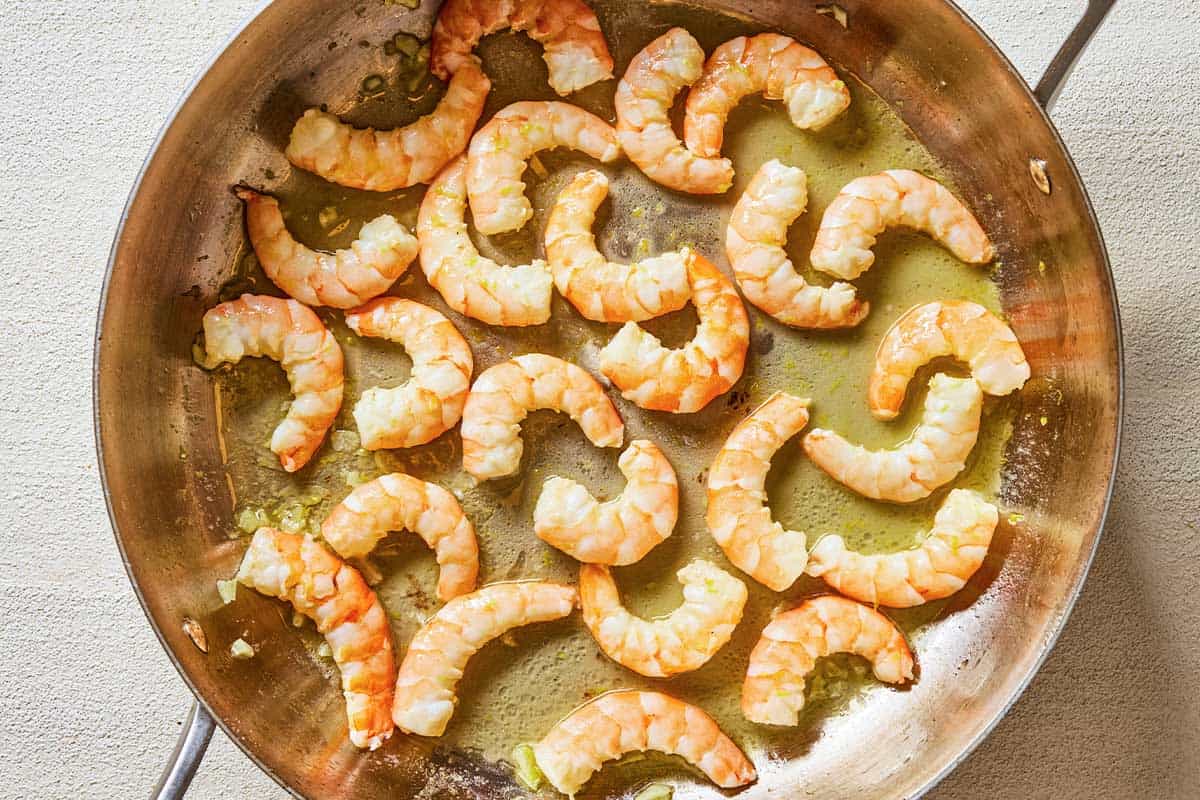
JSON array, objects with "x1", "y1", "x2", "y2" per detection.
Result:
[{"x1": 1, "y1": 1, "x2": 1197, "y2": 797}]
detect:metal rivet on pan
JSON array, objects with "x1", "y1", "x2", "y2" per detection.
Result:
[{"x1": 1029, "y1": 158, "x2": 1051, "y2": 195}]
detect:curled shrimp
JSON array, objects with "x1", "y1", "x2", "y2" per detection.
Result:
[
  {"x1": 599, "y1": 249, "x2": 749, "y2": 413},
  {"x1": 870, "y1": 300, "x2": 1031, "y2": 420},
  {"x1": 742, "y1": 595, "x2": 914, "y2": 726},
  {"x1": 726, "y1": 160, "x2": 868, "y2": 328},
  {"x1": 466, "y1": 101, "x2": 621, "y2": 235},
  {"x1": 614, "y1": 27, "x2": 733, "y2": 194},
  {"x1": 344, "y1": 298, "x2": 473, "y2": 450},
  {"x1": 534, "y1": 439, "x2": 678, "y2": 565},
  {"x1": 684, "y1": 33, "x2": 850, "y2": 159},
  {"x1": 533, "y1": 689, "x2": 757, "y2": 794},
  {"x1": 418, "y1": 157, "x2": 553, "y2": 326},
  {"x1": 236, "y1": 188, "x2": 418, "y2": 309},
  {"x1": 285, "y1": 60, "x2": 490, "y2": 192},
  {"x1": 461, "y1": 353, "x2": 624, "y2": 480},
  {"x1": 808, "y1": 488, "x2": 999, "y2": 607},
  {"x1": 706, "y1": 392, "x2": 811, "y2": 591},
  {"x1": 237, "y1": 528, "x2": 395, "y2": 749},
  {"x1": 321, "y1": 473, "x2": 478, "y2": 600},
  {"x1": 431, "y1": 0, "x2": 613, "y2": 96},
  {"x1": 392, "y1": 581, "x2": 578, "y2": 736},
  {"x1": 804, "y1": 374, "x2": 982, "y2": 503},
  {"x1": 196, "y1": 294, "x2": 343, "y2": 472},
  {"x1": 811, "y1": 170, "x2": 995, "y2": 280},
  {"x1": 580, "y1": 560, "x2": 747, "y2": 677},
  {"x1": 544, "y1": 170, "x2": 690, "y2": 322}
]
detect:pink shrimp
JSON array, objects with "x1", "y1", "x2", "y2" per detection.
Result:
[
  {"x1": 614, "y1": 27, "x2": 733, "y2": 194},
  {"x1": 236, "y1": 187, "x2": 417, "y2": 309},
  {"x1": 811, "y1": 170, "x2": 995, "y2": 281},
  {"x1": 431, "y1": 0, "x2": 613, "y2": 96},
  {"x1": 869, "y1": 300, "x2": 1031, "y2": 419},
  {"x1": 599, "y1": 249, "x2": 749, "y2": 414},
  {"x1": 236, "y1": 528, "x2": 395, "y2": 749},
  {"x1": 321, "y1": 473, "x2": 478, "y2": 600},
  {"x1": 533, "y1": 690, "x2": 757, "y2": 794},
  {"x1": 742, "y1": 595, "x2": 914, "y2": 726},
  {"x1": 684, "y1": 33, "x2": 849, "y2": 159},
  {"x1": 196, "y1": 294, "x2": 343, "y2": 472},
  {"x1": 285, "y1": 60, "x2": 490, "y2": 192},
  {"x1": 807, "y1": 488, "x2": 999, "y2": 607}
]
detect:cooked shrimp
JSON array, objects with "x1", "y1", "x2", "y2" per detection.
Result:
[
  {"x1": 808, "y1": 488, "x2": 999, "y2": 607},
  {"x1": 431, "y1": 0, "x2": 613, "y2": 96},
  {"x1": 236, "y1": 188, "x2": 418, "y2": 309},
  {"x1": 534, "y1": 439, "x2": 678, "y2": 565},
  {"x1": 533, "y1": 689, "x2": 757, "y2": 794},
  {"x1": 742, "y1": 595, "x2": 914, "y2": 726},
  {"x1": 466, "y1": 101, "x2": 621, "y2": 235},
  {"x1": 321, "y1": 473, "x2": 478, "y2": 600},
  {"x1": 580, "y1": 560, "x2": 747, "y2": 677},
  {"x1": 811, "y1": 170, "x2": 995, "y2": 280},
  {"x1": 418, "y1": 157, "x2": 553, "y2": 326},
  {"x1": 196, "y1": 294, "x2": 343, "y2": 472},
  {"x1": 544, "y1": 170, "x2": 690, "y2": 322},
  {"x1": 599, "y1": 249, "x2": 749, "y2": 413},
  {"x1": 344, "y1": 298, "x2": 473, "y2": 450},
  {"x1": 461, "y1": 353, "x2": 624, "y2": 480},
  {"x1": 706, "y1": 392, "x2": 811, "y2": 591},
  {"x1": 392, "y1": 581, "x2": 578, "y2": 736},
  {"x1": 684, "y1": 33, "x2": 850, "y2": 159},
  {"x1": 285, "y1": 60, "x2": 490, "y2": 192},
  {"x1": 870, "y1": 300, "x2": 1031, "y2": 420},
  {"x1": 804, "y1": 374, "x2": 982, "y2": 503},
  {"x1": 614, "y1": 27, "x2": 733, "y2": 194},
  {"x1": 726, "y1": 160, "x2": 868, "y2": 328},
  {"x1": 236, "y1": 528, "x2": 395, "y2": 749}
]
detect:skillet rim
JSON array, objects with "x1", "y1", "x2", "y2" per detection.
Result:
[{"x1": 93, "y1": 1, "x2": 1124, "y2": 796}]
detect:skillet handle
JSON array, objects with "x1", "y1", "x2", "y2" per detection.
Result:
[
  {"x1": 150, "y1": 701, "x2": 215, "y2": 800},
  {"x1": 1034, "y1": 0, "x2": 1116, "y2": 110}
]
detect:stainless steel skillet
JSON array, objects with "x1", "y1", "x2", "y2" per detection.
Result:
[{"x1": 95, "y1": 1, "x2": 1121, "y2": 797}]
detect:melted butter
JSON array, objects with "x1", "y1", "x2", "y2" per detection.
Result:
[{"x1": 207, "y1": 0, "x2": 1015, "y2": 784}]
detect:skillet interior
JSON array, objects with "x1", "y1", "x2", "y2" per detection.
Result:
[{"x1": 96, "y1": 1, "x2": 1120, "y2": 797}]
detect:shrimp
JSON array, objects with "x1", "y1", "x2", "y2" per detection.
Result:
[
  {"x1": 235, "y1": 188, "x2": 418, "y2": 309},
  {"x1": 284, "y1": 60, "x2": 490, "y2": 192},
  {"x1": 392, "y1": 581, "x2": 578, "y2": 736},
  {"x1": 599, "y1": 249, "x2": 749, "y2": 414},
  {"x1": 418, "y1": 157, "x2": 553, "y2": 326},
  {"x1": 544, "y1": 170, "x2": 690, "y2": 322},
  {"x1": 461, "y1": 353, "x2": 624, "y2": 480},
  {"x1": 811, "y1": 170, "x2": 995, "y2": 280},
  {"x1": 684, "y1": 33, "x2": 850, "y2": 159},
  {"x1": 430, "y1": 0, "x2": 613, "y2": 96},
  {"x1": 726, "y1": 160, "x2": 868, "y2": 328},
  {"x1": 580, "y1": 560, "x2": 747, "y2": 677},
  {"x1": 344, "y1": 298, "x2": 473, "y2": 450},
  {"x1": 706, "y1": 392, "x2": 811, "y2": 591},
  {"x1": 870, "y1": 300, "x2": 1031, "y2": 420},
  {"x1": 742, "y1": 595, "x2": 914, "y2": 726},
  {"x1": 196, "y1": 294, "x2": 343, "y2": 472},
  {"x1": 534, "y1": 439, "x2": 678, "y2": 565},
  {"x1": 614, "y1": 27, "x2": 733, "y2": 194},
  {"x1": 533, "y1": 689, "x2": 757, "y2": 794},
  {"x1": 803, "y1": 374, "x2": 982, "y2": 503},
  {"x1": 236, "y1": 528, "x2": 395, "y2": 749},
  {"x1": 321, "y1": 473, "x2": 478, "y2": 600},
  {"x1": 466, "y1": 101, "x2": 621, "y2": 235},
  {"x1": 807, "y1": 488, "x2": 999, "y2": 607}
]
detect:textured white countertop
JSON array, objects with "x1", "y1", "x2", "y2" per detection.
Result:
[{"x1": 1, "y1": 1, "x2": 1196, "y2": 797}]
